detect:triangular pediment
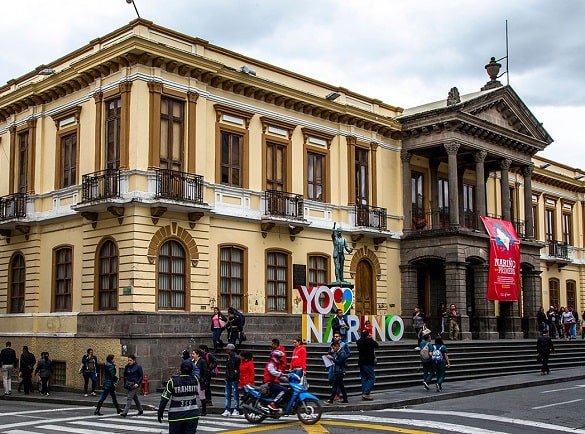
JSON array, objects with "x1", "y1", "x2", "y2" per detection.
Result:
[{"x1": 460, "y1": 86, "x2": 553, "y2": 144}]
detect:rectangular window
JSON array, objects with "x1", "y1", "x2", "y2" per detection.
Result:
[
  {"x1": 438, "y1": 178, "x2": 448, "y2": 225},
  {"x1": 266, "y1": 141, "x2": 286, "y2": 192},
  {"x1": 267, "y1": 251, "x2": 288, "y2": 312},
  {"x1": 219, "y1": 247, "x2": 244, "y2": 310},
  {"x1": 532, "y1": 205, "x2": 539, "y2": 240},
  {"x1": 549, "y1": 280, "x2": 559, "y2": 308},
  {"x1": 160, "y1": 96, "x2": 184, "y2": 171},
  {"x1": 545, "y1": 208, "x2": 555, "y2": 242},
  {"x1": 307, "y1": 152, "x2": 324, "y2": 201},
  {"x1": 308, "y1": 255, "x2": 328, "y2": 287},
  {"x1": 60, "y1": 132, "x2": 77, "y2": 188},
  {"x1": 220, "y1": 131, "x2": 242, "y2": 186},
  {"x1": 355, "y1": 147, "x2": 369, "y2": 206},
  {"x1": 562, "y1": 213, "x2": 572, "y2": 245},
  {"x1": 54, "y1": 248, "x2": 72, "y2": 312},
  {"x1": 105, "y1": 97, "x2": 121, "y2": 169},
  {"x1": 17, "y1": 131, "x2": 28, "y2": 193},
  {"x1": 51, "y1": 361, "x2": 66, "y2": 386},
  {"x1": 566, "y1": 281, "x2": 576, "y2": 309},
  {"x1": 9, "y1": 254, "x2": 25, "y2": 313},
  {"x1": 412, "y1": 171, "x2": 425, "y2": 229}
]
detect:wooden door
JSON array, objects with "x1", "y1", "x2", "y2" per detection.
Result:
[{"x1": 354, "y1": 260, "x2": 374, "y2": 315}]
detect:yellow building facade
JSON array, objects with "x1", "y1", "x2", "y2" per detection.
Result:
[{"x1": 0, "y1": 19, "x2": 583, "y2": 388}]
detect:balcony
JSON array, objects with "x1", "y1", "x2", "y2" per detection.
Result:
[
  {"x1": 0, "y1": 193, "x2": 27, "y2": 222},
  {"x1": 264, "y1": 189, "x2": 304, "y2": 220},
  {"x1": 411, "y1": 208, "x2": 481, "y2": 231},
  {"x1": 355, "y1": 204, "x2": 387, "y2": 230},
  {"x1": 156, "y1": 169, "x2": 204, "y2": 204},
  {"x1": 80, "y1": 169, "x2": 120, "y2": 203},
  {"x1": 544, "y1": 240, "x2": 572, "y2": 269},
  {"x1": 261, "y1": 190, "x2": 308, "y2": 240}
]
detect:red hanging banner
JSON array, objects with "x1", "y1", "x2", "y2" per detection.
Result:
[{"x1": 480, "y1": 216, "x2": 520, "y2": 301}]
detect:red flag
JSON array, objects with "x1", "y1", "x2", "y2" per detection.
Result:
[{"x1": 480, "y1": 216, "x2": 520, "y2": 301}]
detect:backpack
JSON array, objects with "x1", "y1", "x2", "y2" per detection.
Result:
[
  {"x1": 420, "y1": 344, "x2": 431, "y2": 362},
  {"x1": 235, "y1": 310, "x2": 246, "y2": 327},
  {"x1": 205, "y1": 352, "x2": 219, "y2": 377},
  {"x1": 432, "y1": 346, "x2": 444, "y2": 364}
]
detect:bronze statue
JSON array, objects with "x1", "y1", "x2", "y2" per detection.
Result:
[{"x1": 331, "y1": 223, "x2": 353, "y2": 283}]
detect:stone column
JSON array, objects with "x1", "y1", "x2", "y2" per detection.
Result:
[
  {"x1": 523, "y1": 164, "x2": 535, "y2": 240},
  {"x1": 400, "y1": 264, "x2": 419, "y2": 339},
  {"x1": 474, "y1": 150, "x2": 488, "y2": 222},
  {"x1": 500, "y1": 301, "x2": 524, "y2": 339},
  {"x1": 522, "y1": 268, "x2": 543, "y2": 338},
  {"x1": 500, "y1": 158, "x2": 512, "y2": 221},
  {"x1": 430, "y1": 160, "x2": 440, "y2": 229},
  {"x1": 444, "y1": 142, "x2": 460, "y2": 227},
  {"x1": 401, "y1": 151, "x2": 412, "y2": 232},
  {"x1": 471, "y1": 263, "x2": 499, "y2": 339},
  {"x1": 444, "y1": 260, "x2": 470, "y2": 339}
]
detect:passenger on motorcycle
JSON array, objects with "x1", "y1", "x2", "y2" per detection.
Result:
[{"x1": 263, "y1": 350, "x2": 289, "y2": 411}]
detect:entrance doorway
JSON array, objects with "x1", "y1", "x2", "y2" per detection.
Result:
[{"x1": 354, "y1": 259, "x2": 374, "y2": 315}]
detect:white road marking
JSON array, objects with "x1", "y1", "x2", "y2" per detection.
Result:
[
  {"x1": 367, "y1": 408, "x2": 585, "y2": 434},
  {"x1": 532, "y1": 398, "x2": 582, "y2": 409},
  {"x1": 541, "y1": 384, "x2": 585, "y2": 393},
  {"x1": 0, "y1": 407, "x2": 81, "y2": 417},
  {"x1": 323, "y1": 414, "x2": 506, "y2": 433}
]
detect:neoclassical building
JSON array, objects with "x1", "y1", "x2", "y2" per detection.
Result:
[{"x1": 0, "y1": 20, "x2": 583, "y2": 388}]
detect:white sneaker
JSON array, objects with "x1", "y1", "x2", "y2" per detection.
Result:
[
  {"x1": 231, "y1": 409, "x2": 240, "y2": 417},
  {"x1": 221, "y1": 410, "x2": 231, "y2": 417},
  {"x1": 84, "y1": 394, "x2": 88, "y2": 397}
]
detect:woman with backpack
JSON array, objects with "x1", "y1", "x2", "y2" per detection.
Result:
[
  {"x1": 210, "y1": 307, "x2": 227, "y2": 352},
  {"x1": 432, "y1": 336, "x2": 451, "y2": 392}
]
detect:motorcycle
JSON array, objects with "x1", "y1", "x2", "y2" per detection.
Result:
[{"x1": 241, "y1": 372, "x2": 322, "y2": 425}]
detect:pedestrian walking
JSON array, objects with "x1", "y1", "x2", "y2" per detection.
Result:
[
  {"x1": 95, "y1": 354, "x2": 122, "y2": 415},
  {"x1": 34, "y1": 351, "x2": 53, "y2": 396},
  {"x1": 79, "y1": 348, "x2": 98, "y2": 396},
  {"x1": 432, "y1": 336, "x2": 450, "y2": 392},
  {"x1": 412, "y1": 305, "x2": 426, "y2": 349},
  {"x1": 536, "y1": 306, "x2": 548, "y2": 334},
  {"x1": 420, "y1": 330, "x2": 434, "y2": 390},
  {"x1": 198, "y1": 344, "x2": 217, "y2": 407},
  {"x1": 325, "y1": 341, "x2": 349, "y2": 404},
  {"x1": 221, "y1": 343, "x2": 240, "y2": 417},
  {"x1": 1, "y1": 341, "x2": 18, "y2": 395},
  {"x1": 120, "y1": 354, "x2": 144, "y2": 417},
  {"x1": 537, "y1": 329, "x2": 554, "y2": 375},
  {"x1": 18, "y1": 346, "x2": 36, "y2": 395},
  {"x1": 211, "y1": 307, "x2": 227, "y2": 352},
  {"x1": 225, "y1": 310, "x2": 242, "y2": 348},
  {"x1": 356, "y1": 329, "x2": 379, "y2": 400},
  {"x1": 192, "y1": 350, "x2": 209, "y2": 416},
  {"x1": 157, "y1": 360, "x2": 201, "y2": 433}
]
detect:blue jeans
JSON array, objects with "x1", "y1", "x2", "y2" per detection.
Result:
[
  {"x1": 422, "y1": 361, "x2": 434, "y2": 384},
  {"x1": 359, "y1": 364, "x2": 376, "y2": 395},
  {"x1": 83, "y1": 371, "x2": 97, "y2": 394},
  {"x1": 225, "y1": 379, "x2": 239, "y2": 411},
  {"x1": 212, "y1": 327, "x2": 223, "y2": 344}
]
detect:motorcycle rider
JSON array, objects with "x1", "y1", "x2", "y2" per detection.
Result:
[{"x1": 263, "y1": 350, "x2": 289, "y2": 411}]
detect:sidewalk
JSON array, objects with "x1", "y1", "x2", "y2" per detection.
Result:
[{"x1": 2, "y1": 366, "x2": 584, "y2": 414}]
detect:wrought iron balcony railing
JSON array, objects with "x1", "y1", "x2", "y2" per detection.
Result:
[
  {"x1": 0, "y1": 193, "x2": 27, "y2": 221},
  {"x1": 156, "y1": 168, "x2": 204, "y2": 204},
  {"x1": 412, "y1": 207, "x2": 480, "y2": 231},
  {"x1": 547, "y1": 240, "x2": 570, "y2": 260},
  {"x1": 355, "y1": 204, "x2": 387, "y2": 230},
  {"x1": 513, "y1": 219, "x2": 525, "y2": 238},
  {"x1": 81, "y1": 169, "x2": 120, "y2": 202},
  {"x1": 264, "y1": 190, "x2": 304, "y2": 220}
]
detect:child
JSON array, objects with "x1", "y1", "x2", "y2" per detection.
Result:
[
  {"x1": 239, "y1": 351, "x2": 255, "y2": 388},
  {"x1": 432, "y1": 336, "x2": 450, "y2": 391}
]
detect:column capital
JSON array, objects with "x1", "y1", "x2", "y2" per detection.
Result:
[
  {"x1": 92, "y1": 90, "x2": 104, "y2": 103},
  {"x1": 444, "y1": 141, "x2": 460, "y2": 155},
  {"x1": 473, "y1": 150, "x2": 487, "y2": 163},
  {"x1": 499, "y1": 158, "x2": 512, "y2": 170},
  {"x1": 522, "y1": 163, "x2": 534, "y2": 177},
  {"x1": 400, "y1": 150, "x2": 412, "y2": 162}
]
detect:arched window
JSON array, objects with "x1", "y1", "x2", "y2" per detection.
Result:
[
  {"x1": 54, "y1": 247, "x2": 73, "y2": 312},
  {"x1": 219, "y1": 246, "x2": 245, "y2": 310},
  {"x1": 158, "y1": 240, "x2": 186, "y2": 310},
  {"x1": 549, "y1": 278, "x2": 560, "y2": 309},
  {"x1": 566, "y1": 280, "x2": 576, "y2": 309},
  {"x1": 98, "y1": 240, "x2": 118, "y2": 310},
  {"x1": 9, "y1": 253, "x2": 25, "y2": 313},
  {"x1": 267, "y1": 250, "x2": 289, "y2": 312}
]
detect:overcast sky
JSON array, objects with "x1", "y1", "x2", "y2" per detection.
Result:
[{"x1": 1, "y1": 0, "x2": 583, "y2": 169}]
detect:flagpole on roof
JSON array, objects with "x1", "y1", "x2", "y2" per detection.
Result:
[{"x1": 496, "y1": 20, "x2": 510, "y2": 85}]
